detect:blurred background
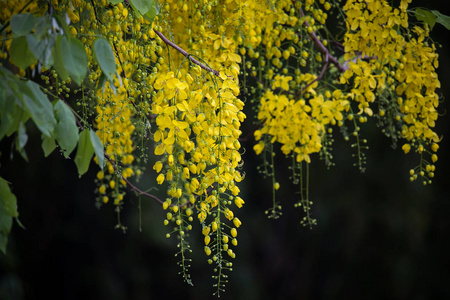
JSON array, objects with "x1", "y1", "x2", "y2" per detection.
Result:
[{"x1": 1, "y1": 1, "x2": 449, "y2": 299}]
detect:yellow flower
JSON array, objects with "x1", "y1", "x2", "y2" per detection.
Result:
[
  {"x1": 253, "y1": 142, "x2": 265, "y2": 155},
  {"x1": 402, "y1": 144, "x2": 411, "y2": 154},
  {"x1": 272, "y1": 75, "x2": 292, "y2": 91},
  {"x1": 153, "y1": 161, "x2": 163, "y2": 172},
  {"x1": 431, "y1": 143, "x2": 439, "y2": 152},
  {"x1": 211, "y1": 221, "x2": 218, "y2": 232},
  {"x1": 154, "y1": 71, "x2": 174, "y2": 90},
  {"x1": 234, "y1": 197, "x2": 245, "y2": 208},
  {"x1": 156, "y1": 174, "x2": 165, "y2": 185},
  {"x1": 99, "y1": 185, "x2": 106, "y2": 194}
]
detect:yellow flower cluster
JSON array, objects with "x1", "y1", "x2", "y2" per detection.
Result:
[
  {"x1": 95, "y1": 81, "x2": 137, "y2": 205},
  {"x1": 151, "y1": 1, "x2": 250, "y2": 280},
  {"x1": 213, "y1": 0, "x2": 331, "y2": 225},
  {"x1": 152, "y1": 67, "x2": 245, "y2": 211},
  {"x1": 341, "y1": 0, "x2": 441, "y2": 182},
  {"x1": 254, "y1": 78, "x2": 349, "y2": 164}
]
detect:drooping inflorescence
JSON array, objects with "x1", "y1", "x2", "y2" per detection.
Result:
[{"x1": 341, "y1": 0, "x2": 440, "y2": 185}]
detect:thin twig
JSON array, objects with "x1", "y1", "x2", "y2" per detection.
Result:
[
  {"x1": 249, "y1": 72, "x2": 272, "y2": 90},
  {"x1": 154, "y1": 30, "x2": 220, "y2": 77},
  {"x1": 105, "y1": 154, "x2": 165, "y2": 205},
  {"x1": 122, "y1": 176, "x2": 165, "y2": 205},
  {"x1": 300, "y1": 8, "x2": 346, "y2": 73},
  {"x1": 239, "y1": 120, "x2": 265, "y2": 142},
  {"x1": 302, "y1": 52, "x2": 329, "y2": 92}
]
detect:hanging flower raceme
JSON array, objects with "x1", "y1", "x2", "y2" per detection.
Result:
[
  {"x1": 341, "y1": 0, "x2": 441, "y2": 184},
  {"x1": 151, "y1": 61, "x2": 245, "y2": 286},
  {"x1": 95, "y1": 81, "x2": 138, "y2": 207}
]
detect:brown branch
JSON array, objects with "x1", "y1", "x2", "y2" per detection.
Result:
[
  {"x1": 300, "y1": 8, "x2": 346, "y2": 73},
  {"x1": 302, "y1": 52, "x2": 329, "y2": 92},
  {"x1": 154, "y1": 30, "x2": 220, "y2": 77},
  {"x1": 105, "y1": 154, "x2": 165, "y2": 205},
  {"x1": 249, "y1": 72, "x2": 272, "y2": 91},
  {"x1": 105, "y1": 153, "x2": 204, "y2": 208},
  {"x1": 290, "y1": 8, "x2": 347, "y2": 99},
  {"x1": 239, "y1": 119, "x2": 265, "y2": 142}
]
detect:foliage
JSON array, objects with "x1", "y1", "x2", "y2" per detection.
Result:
[{"x1": 0, "y1": 0, "x2": 447, "y2": 296}]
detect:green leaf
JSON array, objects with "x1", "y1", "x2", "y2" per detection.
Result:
[
  {"x1": 9, "y1": 36, "x2": 36, "y2": 70},
  {"x1": 0, "y1": 233, "x2": 9, "y2": 254},
  {"x1": 96, "y1": 72, "x2": 107, "y2": 90},
  {"x1": 143, "y1": 5, "x2": 157, "y2": 23},
  {"x1": 10, "y1": 13, "x2": 36, "y2": 36},
  {"x1": 41, "y1": 134, "x2": 57, "y2": 157},
  {"x1": 0, "y1": 67, "x2": 26, "y2": 108},
  {"x1": 53, "y1": 35, "x2": 69, "y2": 82},
  {"x1": 17, "y1": 122, "x2": 28, "y2": 151},
  {"x1": 26, "y1": 34, "x2": 55, "y2": 68},
  {"x1": 93, "y1": 37, "x2": 116, "y2": 82},
  {"x1": 54, "y1": 100, "x2": 79, "y2": 158},
  {"x1": 0, "y1": 177, "x2": 18, "y2": 255},
  {"x1": 415, "y1": 8, "x2": 436, "y2": 30},
  {"x1": 130, "y1": 0, "x2": 153, "y2": 15},
  {"x1": 0, "y1": 94, "x2": 22, "y2": 140},
  {"x1": 15, "y1": 138, "x2": 29, "y2": 162},
  {"x1": 109, "y1": 0, "x2": 124, "y2": 4},
  {"x1": 15, "y1": 121, "x2": 29, "y2": 161},
  {"x1": 0, "y1": 79, "x2": 5, "y2": 111},
  {"x1": 0, "y1": 107, "x2": 21, "y2": 140},
  {"x1": 60, "y1": 36, "x2": 87, "y2": 86},
  {"x1": 74, "y1": 129, "x2": 94, "y2": 177},
  {"x1": 0, "y1": 210, "x2": 13, "y2": 234},
  {"x1": 34, "y1": 15, "x2": 52, "y2": 40},
  {"x1": 0, "y1": 178, "x2": 18, "y2": 218},
  {"x1": 19, "y1": 80, "x2": 56, "y2": 138},
  {"x1": 431, "y1": 10, "x2": 450, "y2": 30},
  {"x1": 0, "y1": 68, "x2": 31, "y2": 140},
  {"x1": 90, "y1": 129, "x2": 105, "y2": 170},
  {"x1": 0, "y1": 216, "x2": 13, "y2": 238}
]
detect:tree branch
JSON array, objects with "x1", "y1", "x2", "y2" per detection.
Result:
[
  {"x1": 239, "y1": 119, "x2": 265, "y2": 142},
  {"x1": 300, "y1": 8, "x2": 346, "y2": 74},
  {"x1": 154, "y1": 30, "x2": 220, "y2": 77},
  {"x1": 302, "y1": 52, "x2": 329, "y2": 92},
  {"x1": 105, "y1": 154, "x2": 165, "y2": 205}
]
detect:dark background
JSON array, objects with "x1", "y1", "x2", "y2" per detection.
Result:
[{"x1": 1, "y1": 1, "x2": 450, "y2": 299}]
